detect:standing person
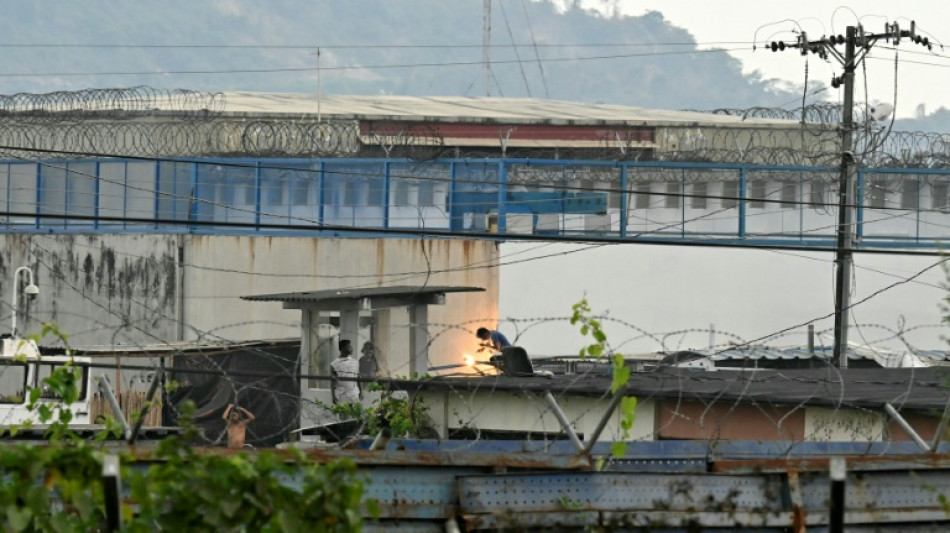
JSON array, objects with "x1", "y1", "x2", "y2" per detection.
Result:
[
  {"x1": 330, "y1": 339, "x2": 360, "y2": 404},
  {"x1": 359, "y1": 341, "x2": 381, "y2": 380},
  {"x1": 476, "y1": 327, "x2": 511, "y2": 353},
  {"x1": 222, "y1": 403, "x2": 255, "y2": 450}
]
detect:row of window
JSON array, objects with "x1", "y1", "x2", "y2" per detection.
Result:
[
  {"x1": 631, "y1": 180, "x2": 950, "y2": 210},
  {"x1": 230, "y1": 180, "x2": 442, "y2": 208}
]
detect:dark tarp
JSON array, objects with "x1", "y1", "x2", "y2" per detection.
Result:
[{"x1": 164, "y1": 341, "x2": 300, "y2": 448}]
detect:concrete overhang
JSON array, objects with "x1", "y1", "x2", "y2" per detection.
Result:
[{"x1": 241, "y1": 285, "x2": 485, "y2": 311}]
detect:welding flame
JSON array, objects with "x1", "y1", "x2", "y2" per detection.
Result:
[{"x1": 463, "y1": 354, "x2": 475, "y2": 366}]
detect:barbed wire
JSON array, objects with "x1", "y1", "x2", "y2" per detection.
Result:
[
  {"x1": 0, "y1": 86, "x2": 227, "y2": 116},
  {"x1": 0, "y1": 87, "x2": 947, "y2": 452},
  {"x1": 2, "y1": 88, "x2": 950, "y2": 167}
]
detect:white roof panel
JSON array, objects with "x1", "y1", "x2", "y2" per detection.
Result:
[{"x1": 205, "y1": 92, "x2": 804, "y2": 128}]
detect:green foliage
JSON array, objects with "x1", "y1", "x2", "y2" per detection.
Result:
[
  {"x1": 27, "y1": 364, "x2": 83, "y2": 443},
  {"x1": 126, "y1": 420, "x2": 364, "y2": 532},
  {"x1": 329, "y1": 388, "x2": 436, "y2": 439},
  {"x1": 571, "y1": 298, "x2": 637, "y2": 459},
  {"x1": 0, "y1": 425, "x2": 367, "y2": 532},
  {"x1": 0, "y1": 445, "x2": 107, "y2": 532},
  {"x1": 0, "y1": 327, "x2": 367, "y2": 532}
]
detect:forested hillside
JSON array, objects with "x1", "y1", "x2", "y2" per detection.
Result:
[{"x1": 0, "y1": 0, "x2": 943, "y2": 131}]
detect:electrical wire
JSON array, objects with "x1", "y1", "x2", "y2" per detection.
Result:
[{"x1": 0, "y1": 47, "x2": 751, "y2": 78}]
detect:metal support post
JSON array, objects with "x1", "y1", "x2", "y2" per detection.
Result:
[
  {"x1": 787, "y1": 470, "x2": 807, "y2": 533},
  {"x1": 369, "y1": 427, "x2": 392, "y2": 451},
  {"x1": 544, "y1": 391, "x2": 584, "y2": 453},
  {"x1": 884, "y1": 403, "x2": 930, "y2": 452},
  {"x1": 829, "y1": 457, "x2": 846, "y2": 533},
  {"x1": 930, "y1": 397, "x2": 950, "y2": 453},
  {"x1": 584, "y1": 388, "x2": 627, "y2": 454},
  {"x1": 127, "y1": 368, "x2": 164, "y2": 444},
  {"x1": 97, "y1": 376, "x2": 130, "y2": 439},
  {"x1": 408, "y1": 304, "x2": 429, "y2": 377},
  {"x1": 102, "y1": 454, "x2": 122, "y2": 531}
]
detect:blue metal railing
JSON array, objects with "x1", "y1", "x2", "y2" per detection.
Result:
[{"x1": 1, "y1": 156, "x2": 949, "y2": 249}]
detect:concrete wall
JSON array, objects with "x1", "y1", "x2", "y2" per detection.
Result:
[
  {"x1": 0, "y1": 234, "x2": 181, "y2": 347},
  {"x1": 424, "y1": 390, "x2": 655, "y2": 443},
  {"x1": 1, "y1": 234, "x2": 499, "y2": 371},
  {"x1": 182, "y1": 235, "x2": 498, "y2": 369},
  {"x1": 424, "y1": 393, "x2": 929, "y2": 444}
]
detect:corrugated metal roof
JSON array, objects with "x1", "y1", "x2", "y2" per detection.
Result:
[
  {"x1": 397, "y1": 366, "x2": 950, "y2": 410},
  {"x1": 196, "y1": 92, "x2": 806, "y2": 128},
  {"x1": 685, "y1": 345, "x2": 943, "y2": 366},
  {"x1": 241, "y1": 285, "x2": 484, "y2": 303}
]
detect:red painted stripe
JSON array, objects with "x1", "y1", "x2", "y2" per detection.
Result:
[{"x1": 360, "y1": 121, "x2": 654, "y2": 142}]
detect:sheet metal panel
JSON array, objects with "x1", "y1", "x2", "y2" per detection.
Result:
[
  {"x1": 362, "y1": 468, "x2": 467, "y2": 520},
  {"x1": 458, "y1": 469, "x2": 950, "y2": 530},
  {"x1": 459, "y1": 472, "x2": 786, "y2": 513}
]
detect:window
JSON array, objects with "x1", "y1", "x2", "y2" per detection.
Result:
[
  {"x1": 343, "y1": 179, "x2": 360, "y2": 206},
  {"x1": 292, "y1": 179, "x2": 311, "y2": 205},
  {"x1": 780, "y1": 181, "x2": 797, "y2": 209},
  {"x1": 901, "y1": 179, "x2": 918, "y2": 209},
  {"x1": 933, "y1": 182, "x2": 949, "y2": 211},
  {"x1": 366, "y1": 179, "x2": 385, "y2": 206},
  {"x1": 418, "y1": 182, "x2": 435, "y2": 207},
  {"x1": 244, "y1": 183, "x2": 256, "y2": 205},
  {"x1": 691, "y1": 182, "x2": 707, "y2": 209},
  {"x1": 393, "y1": 181, "x2": 410, "y2": 206},
  {"x1": 721, "y1": 181, "x2": 738, "y2": 209},
  {"x1": 35, "y1": 363, "x2": 88, "y2": 401},
  {"x1": 0, "y1": 362, "x2": 27, "y2": 404},
  {"x1": 605, "y1": 181, "x2": 621, "y2": 210},
  {"x1": 665, "y1": 182, "x2": 681, "y2": 209},
  {"x1": 810, "y1": 182, "x2": 826, "y2": 207},
  {"x1": 634, "y1": 183, "x2": 652, "y2": 209},
  {"x1": 867, "y1": 178, "x2": 887, "y2": 208},
  {"x1": 749, "y1": 180, "x2": 766, "y2": 208},
  {"x1": 265, "y1": 181, "x2": 284, "y2": 205}
]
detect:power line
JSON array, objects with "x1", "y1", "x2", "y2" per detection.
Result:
[
  {"x1": 3, "y1": 209, "x2": 945, "y2": 256},
  {"x1": 0, "y1": 41, "x2": 752, "y2": 50},
  {"x1": 0, "y1": 47, "x2": 749, "y2": 78},
  {"x1": 766, "y1": 21, "x2": 936, "y2": 368}
]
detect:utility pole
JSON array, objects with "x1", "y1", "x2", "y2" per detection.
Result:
[
  {"x1": 766, "y1": 21, "x2": 932, "y2": 367},
  {"x1": 833, "y1": 26, "x2": 856, "y2": 369},
  {"x1": 483, "y1": 0, "x2": 492, "y2": 97}
]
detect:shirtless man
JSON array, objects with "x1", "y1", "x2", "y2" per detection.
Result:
[{"x1": 222, "y1": 403, "x2": 255, "y2": 449}]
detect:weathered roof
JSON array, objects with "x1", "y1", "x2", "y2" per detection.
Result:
[
  {"x1": 241, "y1": 285, "x2": 484, "y2": 303},
  {"x1": 395, "y1": 367, "x2": 950, "y2": 410},
  {"x1": 201, "y1": 93, "x2": 805, "y2": 128},
  {"x1": 659, "y1": 345, "x2": 945, "y2": 367}
]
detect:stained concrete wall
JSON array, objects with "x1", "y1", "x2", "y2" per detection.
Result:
[
  {"x1": 0, "y1": 234, "x2": 499, "y2": 371},
  {"x1": 0, "y1": 234, "x2": 181, "y2": 347}
]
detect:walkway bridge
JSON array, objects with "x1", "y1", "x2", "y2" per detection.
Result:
[{"x1": 2, "y1": 156, "x2": 948, "y2": 250}]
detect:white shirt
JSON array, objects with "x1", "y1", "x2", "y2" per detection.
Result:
[{"x1": 330, "y1": 356, "x2": 360, "y2": 403}]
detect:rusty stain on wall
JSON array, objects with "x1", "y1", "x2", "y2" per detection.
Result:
[
  {"x1": 1, "y1": 234, "x2": 498, "y2": 355},
  {"x1": 3, "y1": 235, "x2": 181, "y2": 345}
]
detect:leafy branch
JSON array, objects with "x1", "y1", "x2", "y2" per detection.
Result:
[{"x1": 571, "y1": 298, "x2": 637, "y2": 458}]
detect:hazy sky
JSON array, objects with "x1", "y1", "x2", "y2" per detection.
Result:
[
  {"x1": 589, "y1": 1, "x2": 950, "y2": 118},
  {"x1": 502, "y1": 0, "x2": 949, "y2": 356}
]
